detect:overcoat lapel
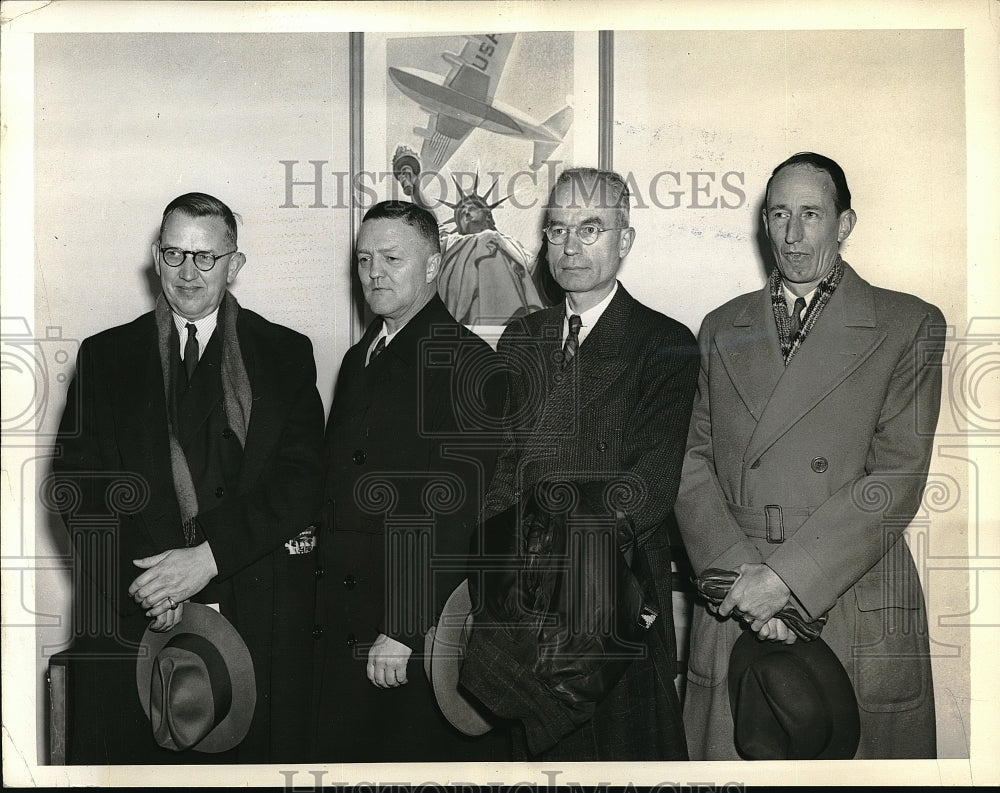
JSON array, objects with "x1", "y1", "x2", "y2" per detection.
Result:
[
  {"x1": 743, "y1": 265, "x2": 886, "y2": 464},
  {"x1": 327, "y1": 319, "x2": 382, "y2": 430},
  {"x1": 528, "y1": 288, "x2": 631, "y2": 443},
  {"x1": 327, "y1": 296, "x2": 456, "y2": 432},
  {"x1": 715, "y1": 288, "x2": 785, "y2": 422},
  {"x1": 575, "y1": 288, "x2": 631, "y2": 412},
  {"x1": 236, "y1": 314, "x2": 303, "y2": 492},
  {"x1": 110, "y1": 317, "x2": 185, "y2": 552}
]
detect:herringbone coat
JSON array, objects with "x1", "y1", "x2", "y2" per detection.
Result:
[{"x1": 481, "y1": 283, "x2": 699, "y2": 760}]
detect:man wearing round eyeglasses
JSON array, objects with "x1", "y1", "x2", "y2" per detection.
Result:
[
  {"x1": 53, "y1": 192, "x2": 325, "y2": 763},
  {"x1": 154, "y1": 212, "x2": 243, "y2": 324},
  {"x1": 461, "y1": 168, "x2": 699, "y2": 761}
]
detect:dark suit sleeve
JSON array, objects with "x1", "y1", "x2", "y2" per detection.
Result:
[
  {"x1": 482, "y1": 322, "x2": 527, "y2": 520},
  {"x1": 53, "y1": 339, "x2": 102, "y2": 492},
  {"x1": 52, "y1": 337, "x2": 169, "y2": 619},
  {"x1": 766, "y1": 307, "x2": 946, "y2": 617},
  {"x1": 195, "y1": 334, "x2": 325, "y2": 581},
  {"x1": 622, "y1": 323, "x2": 700, "y2": 534}
]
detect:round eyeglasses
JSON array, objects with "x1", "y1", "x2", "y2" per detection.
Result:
[
  {"x1": 159, "y1": 246, "x2": 237, "y2": 272},
  {"x1": 543, "y1": 223, "x2": 628, "y2": 246}
]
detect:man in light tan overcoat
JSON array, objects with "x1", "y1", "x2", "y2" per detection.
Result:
[{"x1": 675, "y1": 152, "x2": 945, "y2": 760}]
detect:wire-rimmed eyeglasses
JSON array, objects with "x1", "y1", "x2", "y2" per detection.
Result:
[{"x1": 543, "y1": 223, "x2": 629, "y2": 246}]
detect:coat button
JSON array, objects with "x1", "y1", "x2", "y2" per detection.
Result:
[
  {"x1": 750, "y1": 459, "x2": 761, "y2": 469},
  {"x1": 352, "y1": 449, "x2": 366, "y2": 465},
  {"x1": 314, "y1": 566, "x2": 325, "y2": 578},
  {"x1": 597, "y1": 441, "x2": 607, "y2": 452},
  {"x1": 222, "y1": 428, "x2": 233, "y2": 439},
  {"x1": 215, "y1": 487, "x2": 225, "y2": 498},
  {"x1": 344, "y1": 574, "x2": 357, "y2": 590},
  {"x1": 346, "y1": 633, "x2": 357, "y2": 647},
  {"x1": 312, "y1": 626, "x2": 323, "y2": 639},
  {"x1": 811, "y1": 456, "x2": 829, "y2": 473},
  {"x1": 513, "y1": 488, "x2": 522, "y2": 500}
]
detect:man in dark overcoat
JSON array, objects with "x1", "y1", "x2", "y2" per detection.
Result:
[
  {"x1": 674, "y1": 153, "x2": 945, "y2": 759},
  {"x1": 469, "y1": 167, "x2": 700, "y2": 761},
  {"x1": 52, "y1": 192, "x2": 325, "y2": 763},
  {"x1": 312, "y1": 200, "x2": 505, "y2": 761}
]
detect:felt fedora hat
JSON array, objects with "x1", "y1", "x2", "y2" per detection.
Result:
[
  {"x1": 728, "y1": 631, "x2": 860, "y2": 760},
  {"x1": 136, "y1": 603, "x2": 256, "y2": 753},
  {"x1": 425, "y1": 578, "x2": 495, "y2": 736}
]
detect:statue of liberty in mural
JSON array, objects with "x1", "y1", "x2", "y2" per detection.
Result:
[{"x1": 437, "y1": 174, "x2": 547, "y2": 326}]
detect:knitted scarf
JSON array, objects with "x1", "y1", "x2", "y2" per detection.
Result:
[
  {"x1": 155, "y1": 291, "x2": 252, "y2": 544},
  {"x1": 770, "y1": 256, "x2": 845, "y2": 365}
]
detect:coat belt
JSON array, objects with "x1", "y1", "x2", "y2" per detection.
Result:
[{"x1": 726, "y1": 502, "x2": 813, "y2": 544}]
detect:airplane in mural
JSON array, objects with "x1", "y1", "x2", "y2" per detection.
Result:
[{"x1": 388, "y1": 33, "x2": 573, "y2": 172}]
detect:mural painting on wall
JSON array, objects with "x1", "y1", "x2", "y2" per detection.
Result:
[{"x1": 385, "y1": 32, "x2": 575, "y2": 327}]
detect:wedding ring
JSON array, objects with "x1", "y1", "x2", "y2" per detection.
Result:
[{"x1": 167, "y1": 596, "x2": 177, "y2": 610}]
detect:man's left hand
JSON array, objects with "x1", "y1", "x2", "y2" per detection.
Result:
[
  {"x1": 718, "y1": 563, "x2": 791, "y2": 629},
  {"x1": 129, "y1": 542, "x2": 218, "y2": 616},
  {"x1": 755, "y1": 616, "x2": 798, "y2": 644},
  {"x1": 148, "y1": 601, "x2": 185, "y2": 633},
  {"x1": 367, "y1": 633, "x2": 411, "y2": 688}
]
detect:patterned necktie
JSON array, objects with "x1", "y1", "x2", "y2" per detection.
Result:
[
  {"x1": 562, "y1": 314, "x2": 582, "y2": 369},
  {"x1": 184, "y1": 323, "x2": 199, "y2": 380},
  {"x1": 368, "y1": 336, "x2": 386, "y2": 366},
  {"x1": 788, "y1": 296, "x2": 807, "y2": 338}
]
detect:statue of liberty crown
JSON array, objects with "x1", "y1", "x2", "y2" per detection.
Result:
[{"x1": 441, "y1": 173, "x2": 510, "y2": 229}]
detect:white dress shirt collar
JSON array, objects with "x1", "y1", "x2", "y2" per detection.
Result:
[
  {"x1": 782, "y1": 282, "x2": 818, "y2": 315},
  {"x1": 367, "y1": 320, "x2": 405, "y2": 365},
  {"x1": 172, "y1": 308, "x2": 219, "y2": 360},
  {"x1": 563, "y1": 281, "x2": 619, "y2": 346}
]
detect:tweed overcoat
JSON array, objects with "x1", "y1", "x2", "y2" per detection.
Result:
[
  {"x1": 52, "y1": 305, "x2": 326, "y2": 763},
  {"x1": 478, "y1": 283, "x2": 700, "y2": 760},
  {"x1": 312, "y1": 294, "x2": 506, "y2": 762},
  {"x1": 674, "y1": 262, "x2": 946, "y2": 759}
]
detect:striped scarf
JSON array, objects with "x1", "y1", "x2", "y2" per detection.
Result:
[{"x1": 770, "y1": 256, "x2": 845, "y2": 365}]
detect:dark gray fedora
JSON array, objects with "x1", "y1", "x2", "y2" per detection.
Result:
[{"x1": 728, "y1": 630, "x2": 860, "y2": 760}]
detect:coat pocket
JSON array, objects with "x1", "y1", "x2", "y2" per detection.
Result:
[{"x1": 851, "y1": 587, "x2": 932, "y2": 713}]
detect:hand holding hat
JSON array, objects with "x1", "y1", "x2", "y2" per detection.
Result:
[
  {"x1": 129, "y1": 542, "x2": 218, "y2": 618},
  {"x1": 136, "y1": 603, "x2": 256, "y2": 753}
]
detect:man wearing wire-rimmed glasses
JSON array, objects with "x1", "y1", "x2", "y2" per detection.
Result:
[
  {"x1": 463, "y1": 168, "x2": 699, "y2": 760},
  {"x1": 52, "y1": 192, "x2": 324, "y2": 762}
]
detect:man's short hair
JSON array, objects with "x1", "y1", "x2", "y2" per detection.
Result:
[
  {"x1": 362, "y1": 200, "x2": 441, "y2": 254},
  {"x1": 160, "y1": 192, "x2": 240, "y2": 247},
  {"x1": 766, "y1": 152, "x2": 852, "y2": 215},
  {"x1": 547, "y1": 167, "x2": 631, "y2": 227}
]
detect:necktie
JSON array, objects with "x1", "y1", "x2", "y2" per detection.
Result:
[
  {"x1": 788, "y1": 296, "x2": 807, "y2": 338},
  {"x1": 369, "y1": 336, "x2": 386, "y2": 366},
  {"x1": 184, "y1": 323, "x2": 199, "y2": 381},
  {"x1": 562, "y1": 314, "x2": 582, "y2": 369}
]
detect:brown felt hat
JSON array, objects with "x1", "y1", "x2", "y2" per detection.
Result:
[
  {"x1": 136, "y1": 604, "x2": 256, "y2": 753},
  {"x1": 425, "y1": 579, "x2": 495, "y2": 736}
]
